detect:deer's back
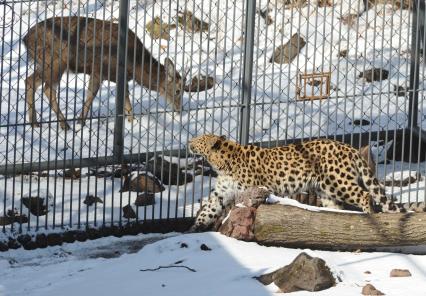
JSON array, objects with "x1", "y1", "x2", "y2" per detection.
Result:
[{"x1": 23, "y1": 16, "x2": 146, "y2": 80}]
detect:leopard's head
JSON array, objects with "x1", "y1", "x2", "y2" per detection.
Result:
[{"x1": 189, "y1": 134, "x2": 235, "y2": 173}]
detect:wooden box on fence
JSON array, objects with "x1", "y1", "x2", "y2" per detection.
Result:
[{"x1": 296, "y1": 72, "x2": 331, "y2": 100}]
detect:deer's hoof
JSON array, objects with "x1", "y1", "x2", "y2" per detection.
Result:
[{"x1": 60, "y1": 122, "x2": 71, "y2": 131}]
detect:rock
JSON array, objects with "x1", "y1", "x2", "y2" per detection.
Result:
[
  {"x1": 146, "y1": 16, "x2": 177, "y2": 40},
  {"x1": 75, "y1": 231, "x2": 88, "y2": 242},
  {"x1": 47, "y1": 233, "x2": 63, "y2": 246},
  {"x1": 123, "y1": 204, "x2": 137, "y2": 219},
  {"x1": 87, "y1": 228, "x2": 101, "y2": 240},
  {"x1": 339, "y1": 13, "x2": 360, "y2": 28},
  {"x1": 338, "y1": 49, "x2": 348, "y2": 58},
  {"x1": 17, "y1": 234, "x2": 32, "y2": 245},
  {"x1": 257, "y1": 7, "x2": 273, "y2": 25},
  {"x1": 200, "y1": 243, "x2": 211, "y2": 251},
  {"x1": 180, "y1": 242, "x2": 188, "y2": 248},
  {"x1": 22, "y1": 196, "x2": 48, "y2": 216},
  {"x1": 364, "y1": 271, "x2": 372, "y2": 274},
  {"x1": 134, "y1": 193, "x2": 156, "y2": 207},
  {"x1": 270, "y1": 34, "x2": 306, "y2": 64},
  {"x1": 22, "y1": 240, "x2": 37, "y2": 250},
  {"x1": 63, "y1": 231, "x2": 76, "y2": 243},
  {"x1": 59, "y1": 168, "x2": 81, "y2": 179},
  {"x1": 359, "y1": 145, "x2": 376, "y2": 175},
  {"x1": 121, "y1": 172, "x2": 165, "y2": 193},
  {"x1": 83, "y1": 195, "x2": 103, "y2": 206},
  {"x1": 219, "y1": 207, "x2": 256, "y2": 241},
  {"x1": 358, "y1": 68, "x2": 389, "y2": 82},
  {"x1": 184, "y1": 75, "x2": 215, "y2": 93},
  {"x1": 177, "y1": 11, "x2": 209, "y2": 32},
  {"x1": 7, "y1": 239, "x2": 20, "y2": 249},
  {"x1": 147, "y1": 157, "x2": 193, "y2": 186},
  {"x1": 352, "y1": 119, "x2": 371, "y2": 126},
  {"x1": 0, "y1": 216, "x2": 12, "y2": 226},
  {"x1": 394, "y1": 85, "x2": 407, "y2": 97},
  {"x1": 362, "y1": 284, "x2": 384, "y2": 295},
  {"x1": 256, "y1": 252, "x2": 336, "y2": 293},
  {"x1": 0, "y1": 241, "x2": 9, "y2": 252},
  {"x1": 383, "y1": 172, "x2": 421, "y2": 187},
  {"x1": 35, "y1": 233, "x2": 48, "y2": 248},
  {"x1": 317, "y1": 0, "x2": 334, "y2": 7},
  {"x1": 390, "y1": 269, "x2": 411, "y2": 277},
  {"x1": 235, "y1": 187, "x2": 270, "y2": 208}
]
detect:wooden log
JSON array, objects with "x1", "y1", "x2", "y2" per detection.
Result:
[{"x1": 254, "y1": 204, "x2": 426, "y2": 251}]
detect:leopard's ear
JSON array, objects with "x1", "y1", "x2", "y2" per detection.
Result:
[{"x1": 210, "y1": 135, "x2": 225, "y2": 150}]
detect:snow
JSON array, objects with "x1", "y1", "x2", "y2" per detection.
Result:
[{"x1": 1, "y1": 232, "x2": 426, "y2": 295}]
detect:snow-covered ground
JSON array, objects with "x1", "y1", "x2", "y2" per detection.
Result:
[{"x1": 1, "y1": 232, "x2": 426, "y2": 296}]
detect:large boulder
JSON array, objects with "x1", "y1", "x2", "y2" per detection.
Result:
[{"x1": 256, "y1": 252, "x2": 336, "y2": 293}]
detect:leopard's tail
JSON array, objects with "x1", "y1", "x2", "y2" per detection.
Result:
[{"x1": 356, "y1": 156, "x2": 403, "y2": 213}]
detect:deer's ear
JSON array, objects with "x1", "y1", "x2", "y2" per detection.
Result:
[{"x1": 164, "y1": 57, "x2": 176, "y2": 80}]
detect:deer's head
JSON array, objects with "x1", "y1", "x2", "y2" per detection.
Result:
[{"x1": 159, "y1": 58, "x2": 186, "y2": 112}]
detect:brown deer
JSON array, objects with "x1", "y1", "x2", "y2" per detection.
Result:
[{"x1": 23, "y1": 16, "x2": 185, "y2": 130}]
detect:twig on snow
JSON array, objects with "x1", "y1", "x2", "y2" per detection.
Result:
[{"x1": 140, "y1": 265, "x2": 196, "y2": 272}]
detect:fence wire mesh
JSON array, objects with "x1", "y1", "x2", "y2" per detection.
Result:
[{"x1": 0, "y1": 0, "x2": 425, "y2": 237}]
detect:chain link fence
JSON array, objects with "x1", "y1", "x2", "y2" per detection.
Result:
[{"x1": 0, "y1": 0, "x2": 425, "y2": 240}]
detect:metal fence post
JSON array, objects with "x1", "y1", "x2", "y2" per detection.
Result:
[
  {"x1": 408, "y1": 0, "x2": 424, "y2": 129},
  {"x1": 239, "y1": 0, "x2": 256, "y2": 145},
  {"x1": 113, "y1": 0, "x2": 130, "y2": 163}
]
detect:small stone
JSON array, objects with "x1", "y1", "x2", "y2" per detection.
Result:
[
  {"x1": 180, "y1": 242, "x2": 188, "y2": 248},
  {"x1": 338, "y1": 49, "x2": 348, "y2": 58},
  {"x1": 394, "y1": 85, "x2": 407, "y2": 97},
  {"x1": 59, "y1": 168, "x2": 81, "y2": 179},
  {"x1": 200, "y1": 243, "x2": 211, "y2": 251},
  {"x1": 358, "y1": 68, "x2": 389, "y2": 82},
  {"x1": 177, "y1": 10, "x2": 209, "y2": 32},
  {"x1": 83, "y1": 195, "x2": 103, "y2": 206},
  {"x1": 362, "y1": 283, "x2": 385, "y2": 295},
  {"x1": 123, "y1": 204, "x2": 137, "y2": 219},
  {"x1": 184, "y1": 75, "x2": 215, "y2": 93},
  {"x1": 352, "y1": 119, "x2": 371, "y2": 126},
  {"x1": 390, "y1": 269, "x2": 411, "y2": 277},
  {"x1": 364, "y1": 271, "x2": 371, "y2": 274}
]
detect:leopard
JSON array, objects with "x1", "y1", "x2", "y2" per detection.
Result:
[{"x1": 189, "y1": 134, "x2": 402, "y2": 231}]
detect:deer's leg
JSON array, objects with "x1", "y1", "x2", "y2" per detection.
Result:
[
  {"x1": 43, "y1": 64, "x2": 69, "y2": 130},
  {"x1": 25, "y1": 70, "x2": 44, "y2": 127},
  {"x1": 43, "y1": 83, "x2": 70, "y2": 131},
  {"x1": 79, "y1": 74, "x2": 101, "y2": 126},
  {"x1": 124, "y1": 84, "x2": 134, "y2": 123}
]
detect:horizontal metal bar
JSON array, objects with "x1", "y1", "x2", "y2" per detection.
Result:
[{"x1": 0, "y1": 129, "x2": 414, "y2": 176}]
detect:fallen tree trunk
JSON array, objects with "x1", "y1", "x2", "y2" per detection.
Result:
[{"x1": 254, "y1": 204, "x2": 426, "y2": 251}]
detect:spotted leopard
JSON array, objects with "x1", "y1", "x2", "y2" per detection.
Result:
[{"x1": 189, "y1": 134, "x2": 401, "y2": 231}]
